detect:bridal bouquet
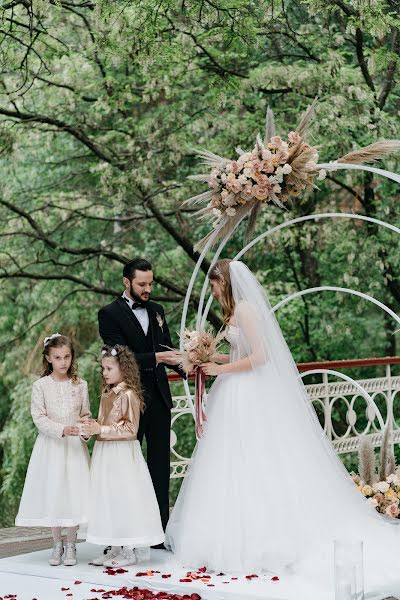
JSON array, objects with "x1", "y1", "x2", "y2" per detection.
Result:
[
  {"x1": 185, "y1": 100, "x2": 400, "y2": 250},
  {"x1": 181, "y1": 328, "x2": 224, "y2": 438}
]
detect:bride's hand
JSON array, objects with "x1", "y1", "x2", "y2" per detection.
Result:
[{"x1": 200, "y1": 362, "x2": 221, "y2": 376}]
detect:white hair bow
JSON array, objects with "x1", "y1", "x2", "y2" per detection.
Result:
[{"x1": 43, "y1": 332, "x2": 62, "y2": 348}]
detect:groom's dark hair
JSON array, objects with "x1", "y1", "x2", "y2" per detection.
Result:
[{"x1": 123, "y1": 258, "x2": 152, "y2": 281}]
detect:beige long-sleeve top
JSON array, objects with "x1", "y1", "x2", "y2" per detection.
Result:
[
  {"x1": 96, "y1": 382, "x2": 141, "y2": 442},
  {"x1": 31, "y1": 375, "x2": 91, "y2": 439}
]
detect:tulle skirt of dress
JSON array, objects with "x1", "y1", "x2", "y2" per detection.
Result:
[
  {"x1": 15, "y1": 433, "x2": 90, "y2": 527},
  {"x1": 166, "y1": 366, "x2": 400, "y2": 592},
  {"x1": 85, "y1": 440, "x2": 165, "y2": 547}
]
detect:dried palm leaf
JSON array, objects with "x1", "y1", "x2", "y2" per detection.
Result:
[
  {"x1": 188, "y1": 174, "x2": 213, "y2": 183},
  {"x1": 290, "y1": 147, "x2": 317, "y2": 174},
  {"x1": 192, "y1": 148, "x2": 230, "y2": 166},
  {"x1": 194, "y1": 202, "x2": 253, "y2": 252},
  {"x1": 288, "y1": 140, "x2": 304, "y2": 162},
  {"x1": 388, "y1": 449, "x2": 396, "y2": 478},
  {"x1": 264, "y1": 106, "x2": 276, "y2": 143},
  {"x1": 380, "y1": 422, "x2": 395, "y2": 480},
  {"x1": 295, "y1": 97, "x2": 318, "y2": 138},
  {"x1": 359, "y1": 436, "x2": 376, "y2": 485},
  {"x1": 183, "y1": 189, "x2": 216, "y2": 206},
  {"x1": 256, "y1": 133, "x2": 264, "y2": 152},
  {"x1": 337, "y1": 140, "x2": 400, "y2": 165},
  {"x1": 244, "y1": 201, "x2": 262, "y2": 241}
]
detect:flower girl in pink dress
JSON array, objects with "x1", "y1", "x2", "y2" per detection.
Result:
[{"x1": 16, "y1": 333, "x2": 91, "y2": 567}]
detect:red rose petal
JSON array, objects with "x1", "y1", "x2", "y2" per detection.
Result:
[
  {"x1": 61, "y1": 589, "x2": 69, "y2": 592},
  {"x1": 162, "y1": 574, "x2": 172, "y2": 578},
  {"x1": 74, "y1": 580, "x2": 82, "y2": 584},
  {"x1": 272, "y1": 575, "x2": 280, "y2": 581}
]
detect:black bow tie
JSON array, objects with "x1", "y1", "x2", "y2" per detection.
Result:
[
  {"x1": 124, "y1": 297, "x2": 145, "y2": 311},
  {"x1": 131, "y1": 302, "x2": 145, "y2": 310}
]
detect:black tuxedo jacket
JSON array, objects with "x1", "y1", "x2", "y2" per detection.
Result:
[{"x1": 98, "y1": 296, "x2": 184, "y2": 409}]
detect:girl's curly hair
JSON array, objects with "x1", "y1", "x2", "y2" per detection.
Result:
[
  {"x1": 41, "y1": 334, "x2": 79, "y2": 384},
  {"x1": 101, "y1": 345, "x2": 144, "y2": 412}
]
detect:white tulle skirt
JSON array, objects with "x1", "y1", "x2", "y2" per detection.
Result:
[
  {"x1": 15, "y1": 433, "x2": 90, "y2": 527},
  {"x1": 85, "y1": 440, "x2": 164, "y2": 547},
  {"x1": 166, "y1": 366, "x2": 400, "y2": 591}
]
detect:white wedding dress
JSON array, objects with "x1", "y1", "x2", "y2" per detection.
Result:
[{"x1": 166, "y1": 261, "x2": 400, "y2": 593}]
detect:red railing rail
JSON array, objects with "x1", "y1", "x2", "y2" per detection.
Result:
[{"x1": 167, "y1": 356, "x2": 400, "y2": 382}]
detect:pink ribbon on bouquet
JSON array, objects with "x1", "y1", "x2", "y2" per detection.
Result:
[{"x1": 194, "y1": 366, "x2": 207, "y2": 438}]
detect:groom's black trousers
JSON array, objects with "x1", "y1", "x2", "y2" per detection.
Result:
[{"x1": 137, "y1": 384, "x2": 171, "y2": 532}]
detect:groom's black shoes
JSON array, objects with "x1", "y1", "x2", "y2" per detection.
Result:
[{"x1": 151, "y1": 543, "x2": 167, "y2": 550}]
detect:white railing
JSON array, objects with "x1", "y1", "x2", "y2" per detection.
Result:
[{"x1": 169, "y1": 358, "x2": 400, "y2": 479}]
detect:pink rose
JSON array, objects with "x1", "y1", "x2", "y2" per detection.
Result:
[
  {"x1": 253, "y1": 185, "x2": 270, "y2": 200},
  {"x1": 385, "y1": 503, "x2": 399, "y2": 518},
  {"x1": 254, "y1": 173, "x2": 269, "y2": 186},
  {"x1": 261, "y1": 160, "x2": 275, "y2": 173},
  {"x1": 251, "y1": 159, "x2": 262, "y2": 171},
  {"x1": 288, "y1": 131, "x2": 301, "y2": 145},
  {"x1": 277, "y1": 151, "x2": 289, "y2": 164},
  {"x1": 208, "y1": 178, "x2": 220, "y2": 189},
  {"x1": 243, "y1": 184, "x2": 253, "y2": 196},
  {"x1": 270, "y1": 136, "x2": 283, "y2": 148},
  {"x1": 261, "y1": 148, "x2": 272, "y2": 161},
  {"x1": 231, "y1": 161, "x2": 242, "y2": 174},
  {"x1": 227, "y1": 180, "x2": 243, "y2": 194}
]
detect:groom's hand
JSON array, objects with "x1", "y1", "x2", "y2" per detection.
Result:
[{"x1": 156, "y1": 350, "x2": 182, "y2": 366}]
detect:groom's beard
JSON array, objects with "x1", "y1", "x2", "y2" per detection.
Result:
[{"x1": 129, "y1": 284, "x2": 150, "y2": 307}]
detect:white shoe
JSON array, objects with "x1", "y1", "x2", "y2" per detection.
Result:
[
  {"x1": 104, "y1": 547, "x2": 136, "y2": 568},
  {"x1": 89, "y1": 546, "x2": 120, "y2": 566},
  {"x1": 63, "y1": 542, "x2": 77, "y2": 566},
  {"x1": 48, "y1": 541, "x2": 64, "y2": 566}
]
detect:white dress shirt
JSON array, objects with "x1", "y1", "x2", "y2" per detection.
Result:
[{"x1": 123, "y1": 291, "x2": 149, "y2": 335}]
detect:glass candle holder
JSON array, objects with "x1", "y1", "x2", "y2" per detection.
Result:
[{"x1": 334, "y1": 540, "x2": 364, "y2": 600}]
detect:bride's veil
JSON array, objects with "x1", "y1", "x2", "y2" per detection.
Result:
[{"x1": 230, "y1": 260, "x2": 363, "y2": 487}]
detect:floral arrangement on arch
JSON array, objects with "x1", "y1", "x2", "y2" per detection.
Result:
[
  {"x1": 353, "y1": 425, "x2": 400, "y2": 520},
  {"x1": 185, "y1": 100, "x2": 400, "y2": 250}
]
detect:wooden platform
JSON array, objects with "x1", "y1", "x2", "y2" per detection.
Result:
[{"x1": 0, "y1": 526, "x2": 82, "y2": 559}]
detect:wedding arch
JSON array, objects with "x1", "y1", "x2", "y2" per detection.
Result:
[{"x1": 180, "y1": 203, "x2": 400, "y2": 437}]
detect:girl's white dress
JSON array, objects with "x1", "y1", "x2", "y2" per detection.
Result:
[
  {"x1": 85, "y1": 382, "x2": 164, "y2": 547},
  {"x1": 15, "y1": 375, "x2": 91, "y2": 528}
]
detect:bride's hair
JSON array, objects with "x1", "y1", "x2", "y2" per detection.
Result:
[{"x1": 209, "y1": 259, "x2": 235, "y2": 325}]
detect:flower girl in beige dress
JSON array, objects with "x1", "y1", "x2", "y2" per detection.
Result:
[{"x1": 16, "y1": 333, "x2": 91, "y2": 567}]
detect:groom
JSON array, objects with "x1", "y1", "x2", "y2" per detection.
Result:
[{"x1": 98, "y1": 258, "x2": 183, "y2": 536}]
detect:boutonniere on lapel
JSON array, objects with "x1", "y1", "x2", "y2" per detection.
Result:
[{"x1": 156, "y1": 312, "x2": 164, "y2": 332}]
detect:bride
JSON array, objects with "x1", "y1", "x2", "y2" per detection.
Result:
[{"x1": 166, "y1": 259, "x2": 400, "y2": 584}]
